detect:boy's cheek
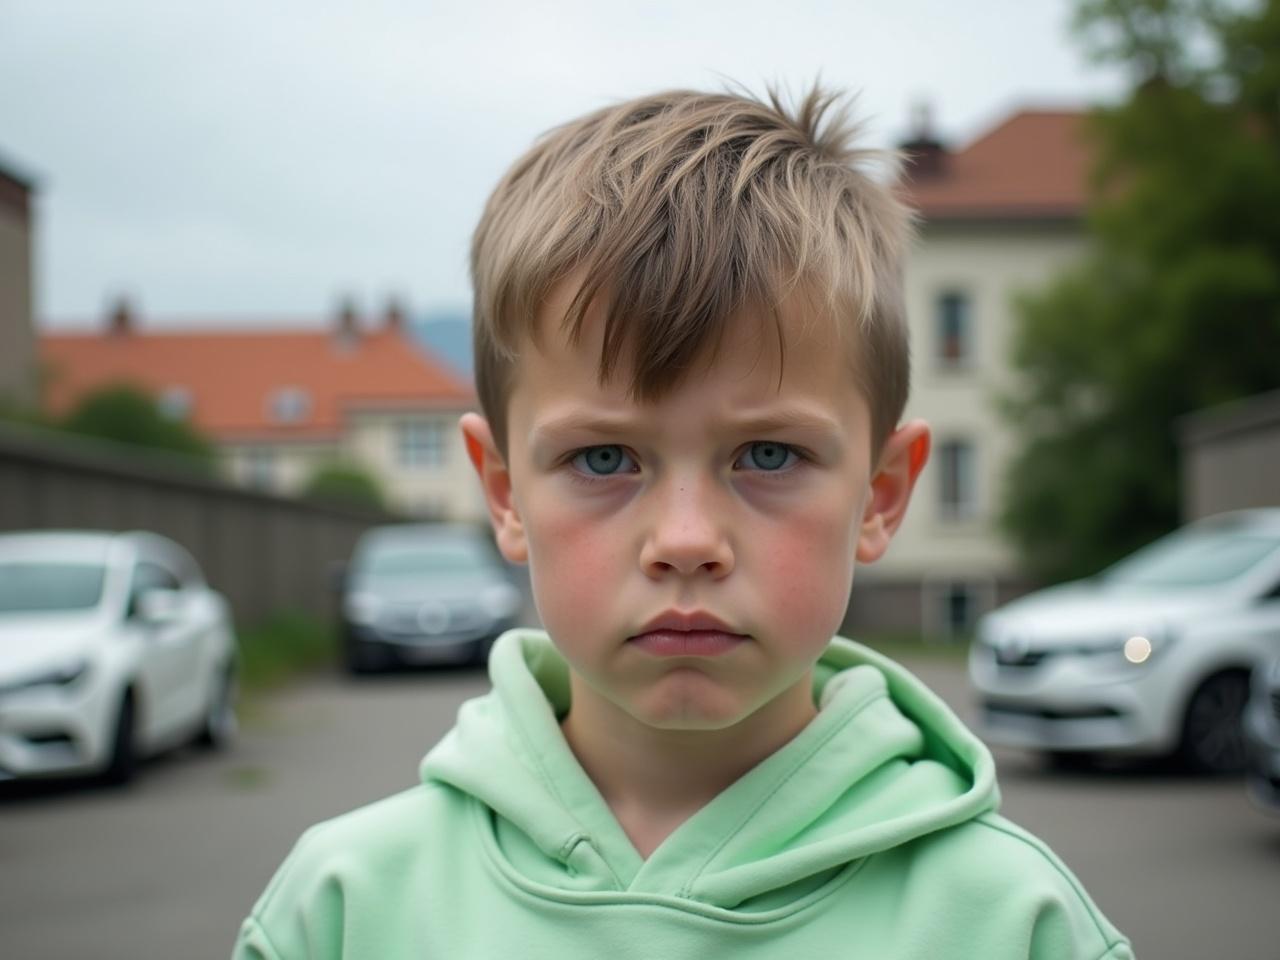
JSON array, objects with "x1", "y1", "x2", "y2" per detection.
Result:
[
  {"x1": 753, "y1": 513, "x2": 857, "y2": 628},
  {"x1": 525, "y1": 506, "x2": 623, "y2": 624}
]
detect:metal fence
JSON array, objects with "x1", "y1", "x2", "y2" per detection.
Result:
[{"x1": 0, "y1": 421, "x2": 404, "y2": 625}]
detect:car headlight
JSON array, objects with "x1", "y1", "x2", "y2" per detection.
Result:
[
  {"x1": 343, "y1": 592, "x2": 383, "y2": 626},
  {"x1": 0, "y1": 658, "x2": 90, "y2": 695},
  {"x1": 1070, "y1": 629, "x2": 1175, "y2": 666},
  {"x1": 480, "y1": 583, "x2": 522, "y2": 620}
]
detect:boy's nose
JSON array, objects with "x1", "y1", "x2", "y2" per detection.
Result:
[{"x1": 638, "y1": 478, "x2": 735, "y2": 579}]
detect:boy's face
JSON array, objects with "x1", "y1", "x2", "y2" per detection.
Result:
[{"x1": 462, "y1": 280, "x2": 927, "y2": 734}]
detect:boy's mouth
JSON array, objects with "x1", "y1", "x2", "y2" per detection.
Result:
[{"x1": 627, "y1": 610, "x2": 749, "y2": 657}]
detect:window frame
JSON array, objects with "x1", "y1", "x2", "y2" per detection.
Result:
[
  {"x1": 397, "y1": 419, "x2": 446, "y2": 469},
  {"x1": 937, "y1": 436, "x2": 978, "y2": 522},
  {"x1": 934, "y1": 288, "x2": 973, "y2": 370}
]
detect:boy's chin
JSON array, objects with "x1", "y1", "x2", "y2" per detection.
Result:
[{"x1": 615, "y1": 685, "x2": 774, "y2": 734}]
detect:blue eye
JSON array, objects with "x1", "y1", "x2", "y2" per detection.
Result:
[
  {"x1": 739, "y1": 442, "x2": 797, "y2": 472},
  {"x1": 571, "y1": 445, "x2": 635, "y2": 476}
]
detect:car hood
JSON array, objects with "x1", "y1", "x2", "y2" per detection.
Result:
[
  {"x1": 983, "y1": 579, "x2": 1230, "y2": 645},
  {"x1": 0, "y1": 612, "x2": 105, "y2": 680}
]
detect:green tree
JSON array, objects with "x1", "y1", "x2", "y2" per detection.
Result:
[
  {"x1": 1002, "y1": 0, "x2": 1280, "y2": 583},
  {"x1": 59, "y1": 384, "x2": 218, "y2": 469},
  {"x1": 303, "y1": 462, "x2": 385, "y2": 511}
]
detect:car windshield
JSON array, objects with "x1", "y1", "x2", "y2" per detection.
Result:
[
  {"x1": 359, "y1": 541, "x2": 494, "y2": 580},
  {"x1": 0, "y1": 562, "x2": 107, "y2": 613},
  {"x1": 1100, "y1": 525, "x2": 1280, "y2": 588}
]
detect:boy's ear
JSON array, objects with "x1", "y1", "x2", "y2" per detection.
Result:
[
  {"x1": 856, "y1": 419, "x2": 930, "y2": 565},
  {"x1": 458, "y1": 412, "x2": 528, "y2": 564}
]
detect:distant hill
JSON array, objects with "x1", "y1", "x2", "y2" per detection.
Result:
[{"x1": 410, "y1": 309, "x2": 472, "y2": 382}]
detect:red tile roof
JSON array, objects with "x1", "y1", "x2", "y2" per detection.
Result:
[
  {"x1": 900, "y1": 109, "x2": 1092, "y2": 221},
  {"x1": 40, "y1": 325, "x2": 475, "y2": 443}
]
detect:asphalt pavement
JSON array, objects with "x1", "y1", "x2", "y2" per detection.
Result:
[{"x1": 1, "y1": 654, "x2": 1276, "y2": 959}]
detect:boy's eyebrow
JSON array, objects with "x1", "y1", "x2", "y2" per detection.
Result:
[{"x1": 528, "y1": 406, "x2": 846, "y2": 445}]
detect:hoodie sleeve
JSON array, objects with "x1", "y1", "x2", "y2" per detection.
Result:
[
  {"x1": 232, "y1": 915, "x2": 287, "y2": 960},
  {"x1": 229, "y1": 825, "x2": 344, "y2": 960},
  {"x1": 972, "y1": 816, "x2": 1134, "y2": 960}
]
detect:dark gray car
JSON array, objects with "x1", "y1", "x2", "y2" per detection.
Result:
[{"x1": 338, "y1": 524, "x2": 522, "y2": 673}]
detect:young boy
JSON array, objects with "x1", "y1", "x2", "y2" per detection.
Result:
[{"x1": 234, "y1": 87, "x2": 1133, "y2": 959}]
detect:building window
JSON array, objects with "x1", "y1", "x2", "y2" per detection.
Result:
[
  {"x1": 938, "y1": 438, "x2": 976, "y2": 520},
  {"x1": 245, "y1": 448, "x2": 275, "y2": 490},
  {"x1": 923, "y1": 579, "x2": 991, "y2": 639},
  {"x1": 268, "y1": 387, "x2": 311, "y2": 424},
  {"x1": 398, "y1": 420, "x2": 445, "y2": 468},
  {"x1": 158, "y1": 386, "x2": 192, "y2": 420},
  {"x1": 935, "y1": 290, "x2": 972, "y2": 366}
]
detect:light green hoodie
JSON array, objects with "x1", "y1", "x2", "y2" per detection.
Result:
[{"x1": 234, "y1": 630, "x2": 1133, "y2": 959}]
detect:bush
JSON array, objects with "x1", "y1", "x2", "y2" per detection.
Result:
[
  {"x1": 59, "y1": 384, "x2": 217, "y2": 469},
  {"x1": 303, "y1": 462, "x2": 385, "y2": 510},
  {"x1": 236, "y1": 612, "x2": 337, "y2": 692}
]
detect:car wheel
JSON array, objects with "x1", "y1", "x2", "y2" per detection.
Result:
[
  {"x1": 1043, "y1": 750, "x2": 1096, "y2": 772},
  {"x1": 197, "y1": 663, "x2": 238, "y2": 750},
  {"x1": 471, "y1": 635, "x2": 496, "y2": 668},
  {"x1": 103, "y1": 692, "x2": 139, "y2": 786},
  {"x1": 1179, "y1": 670, "x2": 1251, "y2": 775}
]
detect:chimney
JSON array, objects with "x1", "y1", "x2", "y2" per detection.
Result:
[
  {"x1": 383, "y1": 296, "x2": 406, "y2": 333},
  {"x1": 107, "y1": 296, "x2": 134, "y2": 336},
  {"x1": 898, "y1": 100, "x2": 948, "y2": 179},
  {"x1": 334, "y1": 295, "x2": 360, "y2": 348}
]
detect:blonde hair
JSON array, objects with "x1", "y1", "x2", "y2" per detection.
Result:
[{"x1": 470, "y1": 84, "x2": 915, "y2": 456}]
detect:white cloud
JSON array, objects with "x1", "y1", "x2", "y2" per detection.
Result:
[{"x1": 0, "y1": 0, "x2": 1124, "y2": 325}]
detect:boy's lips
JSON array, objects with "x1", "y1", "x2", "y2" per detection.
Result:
[{"x1": 628, "y1": 610, "x2": 749, "y2": 657}]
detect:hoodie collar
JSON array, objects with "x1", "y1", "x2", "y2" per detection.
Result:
[{"x1": 422, "y1": 629, "x2": 998, "y2": 908}]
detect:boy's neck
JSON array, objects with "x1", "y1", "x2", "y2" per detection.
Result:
[{"x1": 559, "y1": 671, "x2": 818, "y2": 858}]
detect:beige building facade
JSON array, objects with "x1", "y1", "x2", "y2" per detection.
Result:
[{"x1": 844, "y1": 109, "x2": 1094, "y2": 636}]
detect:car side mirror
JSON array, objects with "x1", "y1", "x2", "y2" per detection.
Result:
[{"x1": 137, "y1": 589, "x2": 183, "y2": 625}]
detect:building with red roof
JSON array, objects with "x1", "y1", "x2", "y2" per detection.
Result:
[
  {"x1": 850, "y1": 106, "x2": 1095, "y2": 635},
  {"x1": 41, "y1": 300, "x2": 483, "y2": 520}
]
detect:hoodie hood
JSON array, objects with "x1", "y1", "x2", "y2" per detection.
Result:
[{"x1": 421, "y1": 629, "x2": 998, "y2": 910}]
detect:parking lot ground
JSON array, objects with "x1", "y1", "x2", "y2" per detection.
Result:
[{"x1": 1, "y1": 656, "x2": 1276, "y2": 959}]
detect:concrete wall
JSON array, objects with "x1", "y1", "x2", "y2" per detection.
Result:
[
  {"x1": 0, "y1": 170, "x2": 35, "y2": 408},
  {"x1": 0, "y1": 422, "x2": 405, "y2": 625},
  {"x1": 1178, "y1": 389, "x2": 1280, "y2": 520}
]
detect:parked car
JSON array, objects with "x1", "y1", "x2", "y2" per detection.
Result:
[
  {"x1": 338, "y1": 524, "x2": 523, "y2": 673},
  {"x1": 969, "y1": 509, "x2": 1280, "y2": 773},
  {"x1": 0, "y1": 530, "x2": 238, "y2": 784},
  {"x1": 1245, "y1": 654, "x2": 1280, "y2": 811}
]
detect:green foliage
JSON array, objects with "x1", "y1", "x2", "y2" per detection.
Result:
[
  {"x1": 1003, "y1": 0, "x2": 1280, "y2": 583},
  {"x1": 236, "y1": 611, "x2": 336, "y2": 692},
  {"x1": 58, "y1": 383, "x2": 218, "y2": 469},
  {"x1": 303, "y1": 462, "x2": 386, "y2": 510}
]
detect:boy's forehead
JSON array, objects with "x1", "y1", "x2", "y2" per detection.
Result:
[
  {"x1": 524, "y1": 276, "x2": 858, "y2": 391},
  {"x1": 509, "y1": 277, "x2": 870, "y2": 434}
]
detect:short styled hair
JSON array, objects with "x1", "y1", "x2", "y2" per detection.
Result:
[{"x1": 470, "y1": 84, "x2": 915, "y2": 457}]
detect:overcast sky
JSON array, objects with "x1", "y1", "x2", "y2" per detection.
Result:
[{"x1": 0, "y1": 0, "x2": 1126, "y2": 330}]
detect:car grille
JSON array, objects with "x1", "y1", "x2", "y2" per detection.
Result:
[
  {"x1": 985, "y1": 642, "x2": 1050, "y2": 669},
  {"x1": 379, "y1": 600, "x2": 486, "y2": 637}
]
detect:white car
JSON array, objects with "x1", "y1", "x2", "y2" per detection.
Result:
[
  {"x1": 0, "y1": 530, "x2": 238, "y2": 784},
  {"x1": 969, "y1": 509, "x2": 1280, "y2": 773}
]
